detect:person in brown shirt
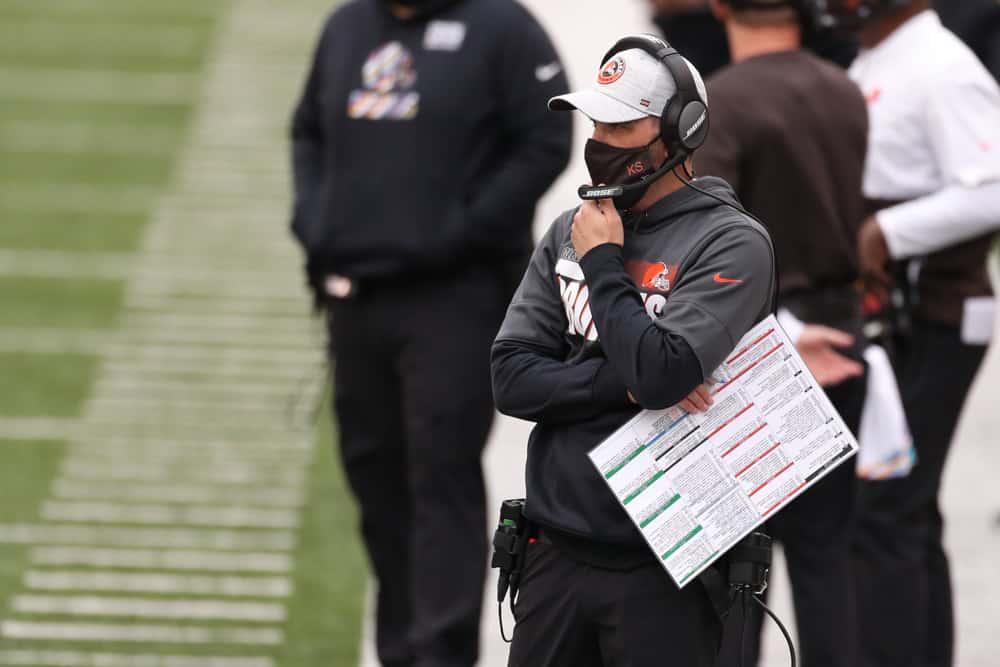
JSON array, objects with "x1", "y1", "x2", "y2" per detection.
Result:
[{"x1": 694, "y1": 1, "x2": 869, "y2": 665}]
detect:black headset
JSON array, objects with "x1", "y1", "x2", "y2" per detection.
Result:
[
  {"x1": 578, "y1": 35, "x2": 709, "y2": 202},
  {"x1": 811, "y1": 0, "x2": 915, "y2": 29},
  {"x1": 601, "y1": 34, "x2": 710, "y2": 156}
]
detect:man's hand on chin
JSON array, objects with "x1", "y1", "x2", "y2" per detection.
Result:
[{"x1": 571, "y1": 197, "x2": 624, "y2": 258}]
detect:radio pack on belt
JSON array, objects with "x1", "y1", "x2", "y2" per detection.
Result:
[
  {"x1": 490, "y1": 499, "x2": 532, "y2": 642},
  {"x1": 491, "y1": 499, "x2": 529, "y2": 604}
]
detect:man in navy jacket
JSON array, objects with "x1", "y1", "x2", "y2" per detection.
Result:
[{"x1": 290, "y1": 1, "x2": 571, "y2": 665}]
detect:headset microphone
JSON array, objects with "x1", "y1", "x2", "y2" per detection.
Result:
[{"x1": 578, "y1": 151, "x2": 688, "y2": 201}]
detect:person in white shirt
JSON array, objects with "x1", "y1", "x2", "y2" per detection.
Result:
[{"x1": 822, "y1": 2, "x2": 1000, "y2": 666}]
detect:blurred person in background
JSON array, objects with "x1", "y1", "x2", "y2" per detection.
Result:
[
  {"x1": 694, "y1": 1, "x2": 868, "y2": 665},
  {"x1": 289, "y1": 0, "x2": 571, "y2": 665},
  {"x1": 648, "y1": 0, "x2": 733, "y2": 77},
  {"x1": 934, "y1": 0, "x2": 1000, "y2": 81},
  {"x1": 647, "y1": 0, "x2": 858, "y2": 76},
  {"x1": 819, "y1": 1, "x2": 1000, "y2": 665}
]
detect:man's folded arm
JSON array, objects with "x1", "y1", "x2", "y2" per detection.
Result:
[
  {"x1": 491, "y1": 341, "x2": 632, "y2": 424},
  {"x1": 490, "y1": 220, "x2": 632, "y2": 424},
  {"x1": 580, "y1": 227, "x2": 773, "y2": 410},
  {"x1": 578, "y1": 244, "x2": 705, "y2": 409}
]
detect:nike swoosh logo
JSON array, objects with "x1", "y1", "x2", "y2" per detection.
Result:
[
  {"x1": 535, "y1": 62, "x2": 562, "y2": 83},
  {"x1": 713, "y1": 273, "x2": 743, "y2": 284}
]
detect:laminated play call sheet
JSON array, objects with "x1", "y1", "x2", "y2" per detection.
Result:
[{"x1": 588, "y1": 315, "x2": 858, "y2": 588}]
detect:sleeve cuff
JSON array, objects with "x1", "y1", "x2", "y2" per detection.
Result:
[
  {"x1": 874, "y1": 209, "x2": 905, "y2": 260},
  {"x1": 579, "y1": 242, "x2": 624, "y2": 277}
]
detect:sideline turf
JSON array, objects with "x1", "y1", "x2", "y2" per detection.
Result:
[{"x1": 0, "y1": 0, "x2": 366, "y2": 662}]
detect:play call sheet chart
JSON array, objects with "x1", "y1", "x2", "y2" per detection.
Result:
[{"x1": 589, "y1": 314, "x2": 858, "y2": 588}]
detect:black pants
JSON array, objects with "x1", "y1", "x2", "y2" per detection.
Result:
[
  {"x1": 853, "y1": 320, "x2": 987, "y2": 667},
  {"x1": 327, "y1": 270, "x2": 509, "y2": 667},
  {"x1": 508, "y1": 535, "x2": 722, "y2": 667},
  {"x1": 716, "y1": 370, "x2": 867, "y2": 667}
]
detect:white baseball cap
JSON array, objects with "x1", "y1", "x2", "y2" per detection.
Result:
[{"x1": 549, "y1": 47, "x2": 707, "y2": 124}]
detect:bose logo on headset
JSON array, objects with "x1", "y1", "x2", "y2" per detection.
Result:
[{"x1": 683, "y1": 110, "x2": 708, "y2": 142}]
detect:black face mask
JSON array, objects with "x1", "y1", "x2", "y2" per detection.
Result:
[{"x1": 584, "y1": 137, "x2": 661, "y2": 211}]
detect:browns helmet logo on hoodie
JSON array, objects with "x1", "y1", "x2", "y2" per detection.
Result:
[{"x1": 631, "y1": 260, "x2": 678, "y2": 293}]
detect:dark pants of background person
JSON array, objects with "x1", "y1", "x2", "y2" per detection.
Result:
[
  {"x1": 716, "y1": 368, "x2": 867, "y2": 667},
  {"x1": 507, "y1": 532, "x2": 723, "y2": 667},
  {"x1": 327, "y1": 268, "x2": 511, "y2": 667},
  {"x1": 853, "y1": 319, "x2": 987, "y2": 667}
]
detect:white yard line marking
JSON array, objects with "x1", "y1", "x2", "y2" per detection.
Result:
[
  {"x1": 51, "y1": 481, "x2": 304, "y2": 509},
  {"x1": 61, "y1": 447, "x2": 309, "y2": 468},
  {"x1": 0, "y1": 251, "x2": 132, "y2": 280},
  {"x1": 0, "y1": 524, "x2": 294, "y2": 552},
  {"x1": 93, "y1": 379, "x2": 300, "y2": 401},
  {"x1": 0, "y1": 24, "x2": 204, "y2": 59},
  {"x1": 0, "y1": 252, "x2": 299, "y2": 293},
  {"x1": 0, "y1": 417, "x2": 313, "y2": 446},
  {"x1": 125, "y1": 295, "x2": 310, "y2": 317},
  {"x1": 41, "y1": 502, "x2": 300, "y2": 530},
  {"x1": 24, "y1": 570, "x2": 291, "y2": 598},
  {"x1": 128, "y1": 282, "x2": 310, "y2": 302},
  {"x1": 0, "y1": 68, "x2": 198, "y2": 104},
  {"x1": 65, "y1": 437, "x2": 313, "y2": 459},
  {"x1": 0, "y1": 0, "x2": 337, "y2": 658},
  {"x1": 59, "y1": 462, "x2": 306, "y2": 486},
  {"x1": 98, "y1": 331, "x2": 314, "y2": 352},
  {"x1": 0, "y1": 121, "x2": 180, "y2": 156},
  {"x1": 100, "y1": 360, "x2": 315, "y2": 382},
  {"x1": 84, "y1": 396, "x2": 299, "y2": 415},
  {"x1": 0, "y1": 184, "x2": 158, "y2": 215},
  {"x1": 0, "y1": 621, "x2": 283, "y2": 645},
  {"x1": 0, "y1": 650, "x2": 274, "y2": 667},
  {"x1": 86, "y1": 394, "x2": 297, "y2": 412},
  {"x1": 0, "y1": 0, "x2": 223, "y2": 18},
  {"x1": 119, "y1": 311, "x2": 310, "y2": 332},
  {"x1": 12, "y1": 595, "x2": 285, "y2": 623},
  {"x1": 0, "y1": 329, "x2": 319, "y2": 359},
  {"x1": 29, "y1": 547, "x2": 292, "y2": 573},
  {"x1": 0, "y1": 418, "x2": 77, "y2": 442}
]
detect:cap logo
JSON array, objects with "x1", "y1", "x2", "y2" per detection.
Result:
[{"x1": 597, "y1": 56, "x2": 626, "y2": 85}]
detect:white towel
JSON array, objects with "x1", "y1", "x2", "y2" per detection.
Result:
[{"x1": 857, "y1": 345, "x2": 915, "y2": 480}]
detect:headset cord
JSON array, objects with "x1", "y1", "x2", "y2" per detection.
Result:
[
  {"x1": 673, "y1": 162, "x2": 773, "y2": 234},
  {"x1": 673, "y1": 164, "x2": 781, "y2": 314},
  {"x1": 753, "y1": 591, "x2": 797, "y2": 667},
  {"x1": 733, "y1": 587, "x2": 796, "y2": 667},
  {"x1": 498, "y1": 589, "x2": 518, "y2": 643},
  {"x1": 499, "y1": 602, "x2": 511, "y2": 643}
]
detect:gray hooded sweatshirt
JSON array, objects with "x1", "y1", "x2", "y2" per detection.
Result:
[{"x1": 491, "y1": 176, "x2": 775, "y2": 548}]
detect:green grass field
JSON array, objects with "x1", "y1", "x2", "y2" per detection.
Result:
[{"x1": 0, "y1": 1, "x2": 365, "y2": 664}]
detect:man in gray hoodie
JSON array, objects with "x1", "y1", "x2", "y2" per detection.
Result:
[{"x1": 492, "y1": 34, "x2": 775, "y2": 667}]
